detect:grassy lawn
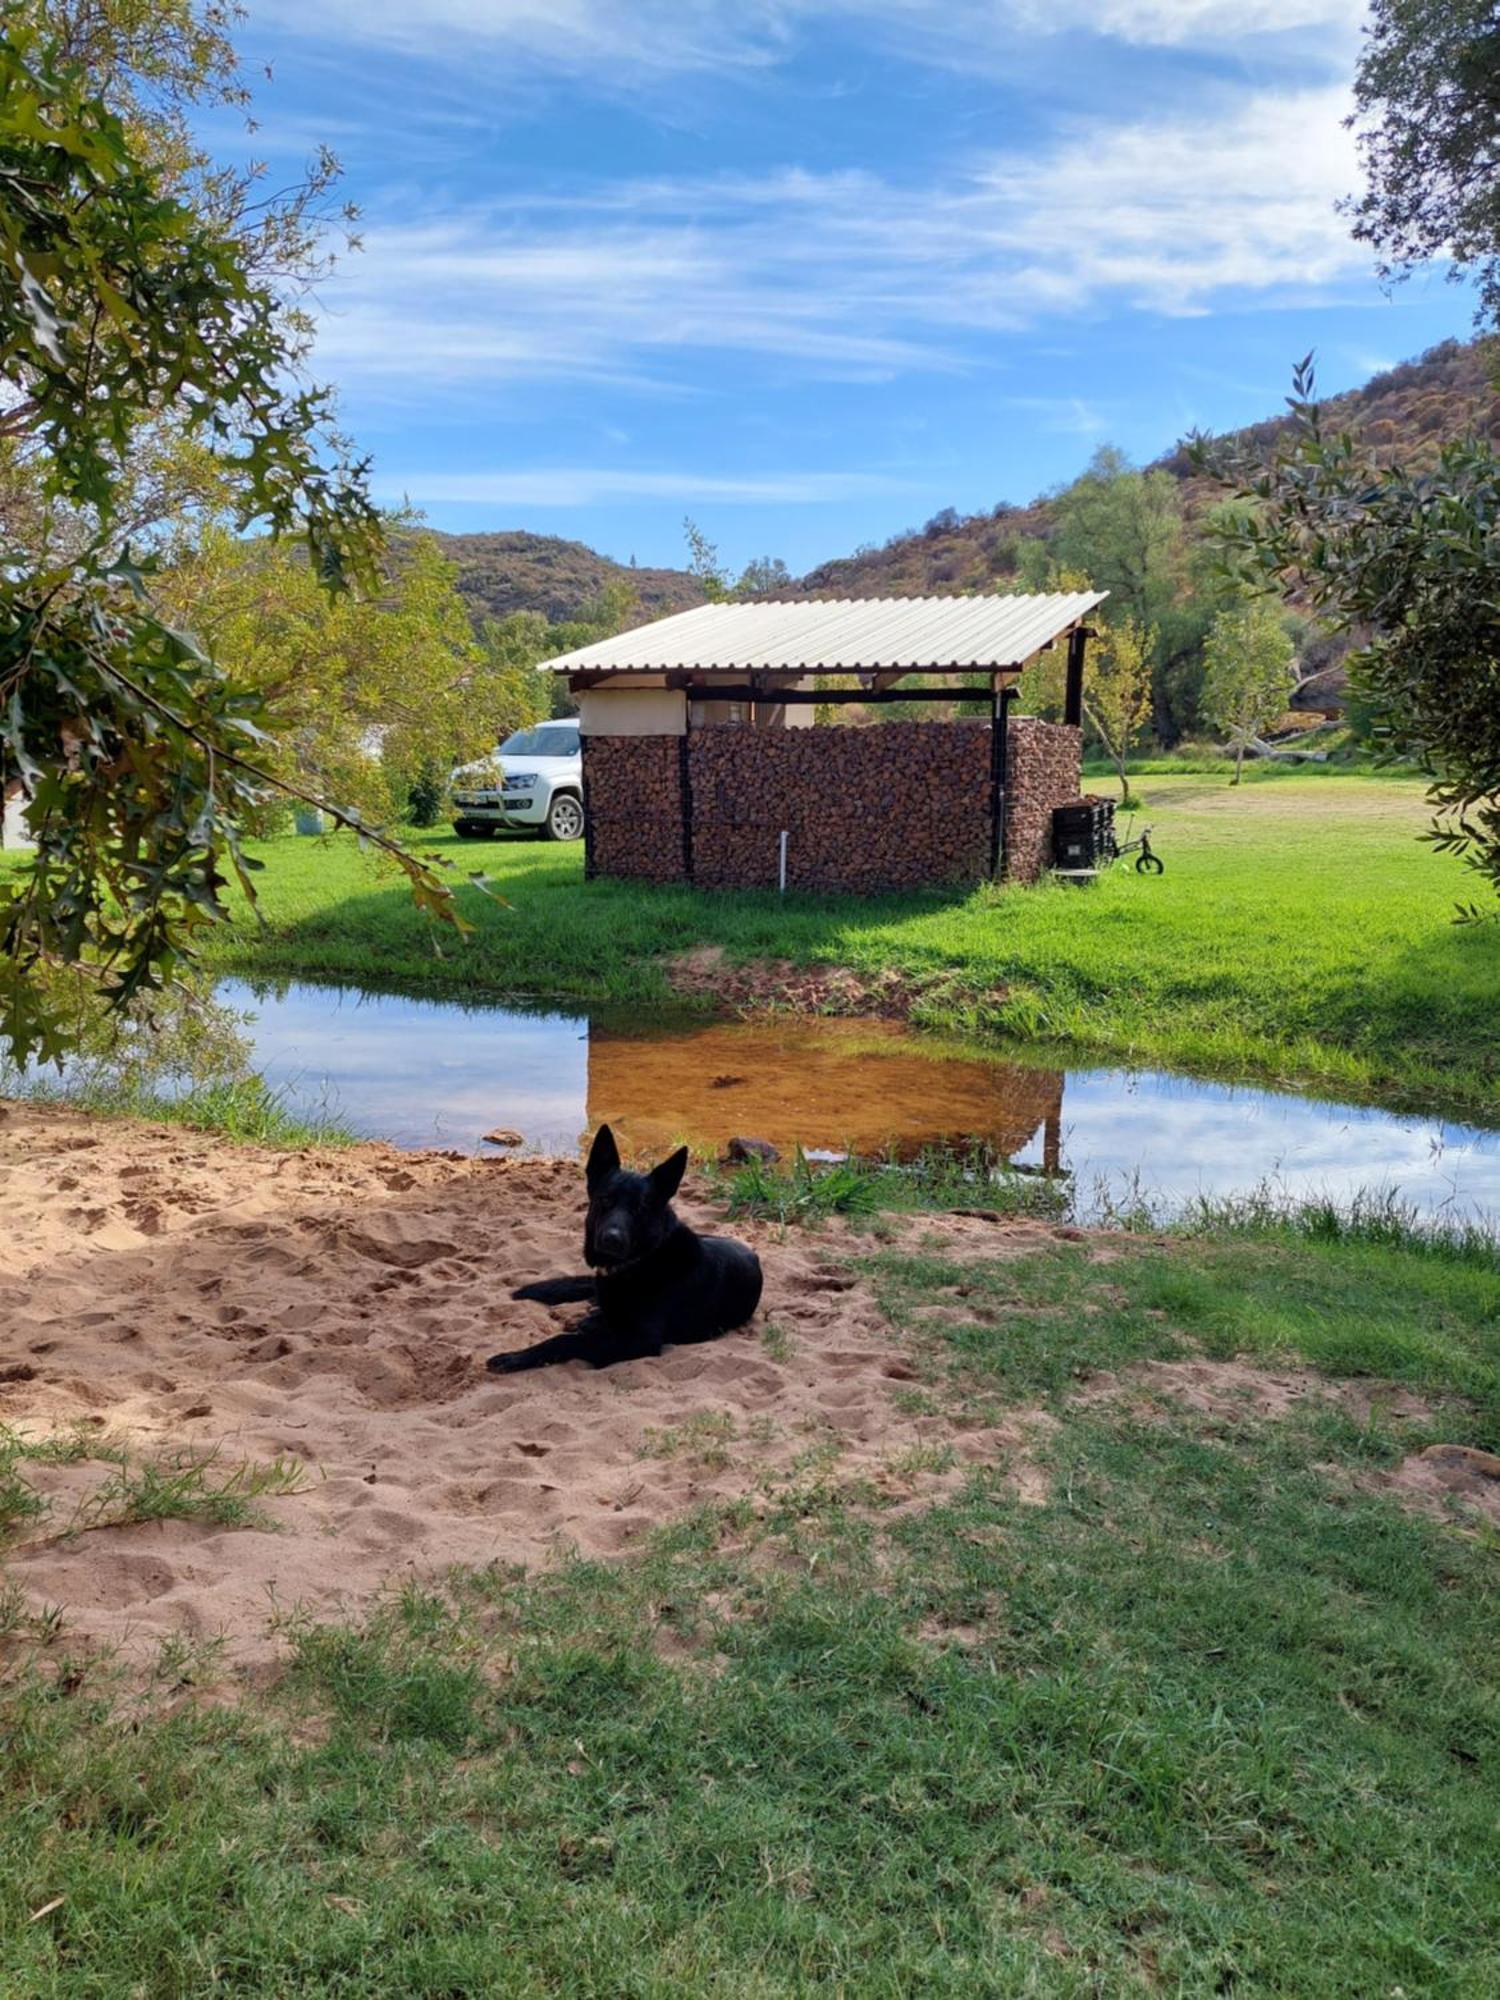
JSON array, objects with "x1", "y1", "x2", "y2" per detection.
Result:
[
  {"x1": 4, "y1": 1207, "x2": 1499, "y2": 1995},
  {"x1": 174, "y1": 769, "x2": 1500, "y2": 1115}
]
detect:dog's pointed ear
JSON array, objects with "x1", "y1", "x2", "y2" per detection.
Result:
[
  {"x1": 586, "y1": 1124, "x2": 620, "y2": 1191},
  {"x1": 649, "y1": 1144, "x2": 689, "y2": 1206}
]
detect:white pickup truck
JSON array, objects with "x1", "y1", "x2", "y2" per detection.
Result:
[{"x1": 451, "y1": 718, "x2": 584, "y2": 841}]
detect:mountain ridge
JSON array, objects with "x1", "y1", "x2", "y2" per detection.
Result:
[
  {"x1": 436, "y1": 338, "x2": 1498, "y2": 620},
  {"x1": 431, "y1": 528, "x2": 706, "y2": 627},
  {"x1": 793, "y1": 337, "x2": 1500, "y2": 599}
]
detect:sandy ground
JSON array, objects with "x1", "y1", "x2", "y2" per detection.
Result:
[
  {"x1": 5, "y1": 1104, "x2": 1490, "y2": 1680},
  {"x1": 0, "y1": 1103, "x2": 1051, "y2": 1674}
]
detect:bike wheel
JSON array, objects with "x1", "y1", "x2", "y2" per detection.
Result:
[{"x1": 1136, "y1": 853, "x2": 1164, "y2": 875}]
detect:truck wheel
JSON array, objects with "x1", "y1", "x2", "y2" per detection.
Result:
[{"x1": 543, "y1": 793, "x2": 584, "y2": 842}]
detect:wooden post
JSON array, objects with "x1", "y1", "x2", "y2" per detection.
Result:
[
  {"x1": 678, "y1": 730, "x2": 694, "y2": 883},
  {"x1": 581, "y1": 739, "x2": 595, "y2": 881},
  {"x1": 989, "y1": 684, "x2": 1015, "y2": 879},
  {"x1": 1064, "y1": 626, "x2": 1088, "y2": 728}
]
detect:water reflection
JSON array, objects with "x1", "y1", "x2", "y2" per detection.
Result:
[
  {"x1": 217, "y1": 977, "x2": 1500, "y2": 1223},
  {"x1": 585, "y1": 1019, "x2": 1064, "y2": 1170}
]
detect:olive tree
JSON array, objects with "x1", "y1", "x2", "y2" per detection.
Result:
[
  {"x1": 0, "y1": 25, "x2": 459, "y2": 1066},
  {"x1": 1345, "y1": 0, "x2": 1500, "y2": 329},
  {"x1": 1195, "y1": 1, "x2": 1500, "y2": 900}
]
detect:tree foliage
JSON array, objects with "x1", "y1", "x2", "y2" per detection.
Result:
[
  {"x1": 475, "y1": 583, "x2": 638, "y2": 734},
  {"x1": 1198, "y1": 6, "x2": 1500, "y2": 896},
  {"x1": 0, "y1": 22, "x2": 456, "y2": 1066},
  {"x1": 1048, "y1": 447, "x2": 1215, "y2": 739},
  {"x1": 1081, "y1": 617, "x2": 1154, "y2": 803},
  {"x1": 1345, "y1": 0, "x2": 1500, "y2": 329},
  {"x1": 1199, "y1": 598, "x2": 1297, "y2": 784},
  {"x1": 682, "y1": 518, "x2": 790, "y2": 601},
  {"x1": 1016, "y1": 569, "x2": 1154, "y2": 798},
  {"x1": 156, "y1": 528, "x2": 495, "y2": 824},
  {"x1": 1051, "y1": 448, "x2": 1187, "y2": 635}
]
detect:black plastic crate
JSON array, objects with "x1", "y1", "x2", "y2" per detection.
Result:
[{"x1": 1051, "y1": 797, "x2": 1116, "y2": 870}]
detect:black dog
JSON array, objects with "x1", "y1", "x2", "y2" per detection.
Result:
[{"x1": 486, "y1": 1125, "x2": 763, "y2": 1373}]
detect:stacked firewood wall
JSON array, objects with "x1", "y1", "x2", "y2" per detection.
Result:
[
  {"x1": 690, "y1": 722, "x2": 991, "y2": 893},
  {"x1": 581, "y1": 715, "x2": 1082, "y2": 892},
  {"x1": 1004, "y1": 718, "x2": 1083, "y2": 884},
  {"x1": 581, "y1": 737, "x2": 684, "y2": 883}
]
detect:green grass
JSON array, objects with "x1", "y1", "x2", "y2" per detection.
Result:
[
  {"x1": 160, "y1": 770, "x2": 1499, "y2": 1114},
  {"x1": 0, "y1": 1072, "x2": 354, "y2": 1148},
  {"x1": 3, "y1": 1216, "x2": 1500, "y2": 1995},
  {"x1": 864, "y1": 1208, "x2": 1500, "y2": 1427},
  {"x1": 718, "y1": 1145, "x2": 1072, "y2": 1228},
  {"x1": 0, "y1": 1429, "x2": 308, "y2": 1556},
  {"x1": 76, "y1": 1449, "x2": 308, "y2": 1536}
]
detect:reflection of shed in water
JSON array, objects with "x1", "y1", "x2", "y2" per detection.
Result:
[{"x1": 586, "y1": 1018, "x2": 1063, "y2": 1170}]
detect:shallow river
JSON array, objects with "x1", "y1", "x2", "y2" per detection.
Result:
[{"x1": 218, "y1": 976, "x2": 1500, "y2": 1225}]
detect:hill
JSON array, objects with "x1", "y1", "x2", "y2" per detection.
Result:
[
  {"x1": 795, "y1": 336, "x2": 1500, "y2": 599},
  {"x1": 431, "y1": 529, "x2": 705, "y2": 626}
]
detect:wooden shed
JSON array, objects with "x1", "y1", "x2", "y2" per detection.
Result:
[{"x1": 538, "y1": 592, "x2": 1105, "y2": 894}]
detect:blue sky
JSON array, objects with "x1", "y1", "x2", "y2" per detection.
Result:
[{"x1": 220, "y1": 0, "x2": 1471, "y2": 576}]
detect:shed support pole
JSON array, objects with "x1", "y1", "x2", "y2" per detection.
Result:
[
  {"x1": 678, "y1": 730, "x2": 694, "y2": 884},
  {"x1": 1064, "y1": 626, "x2": 1088, "y2": 729},
  {"x1": 581, "y1": 746, "x2": 594, "y2": 881},
  {"x1": 989, "y1": 685, "x2": 1016, "y2": 881}
]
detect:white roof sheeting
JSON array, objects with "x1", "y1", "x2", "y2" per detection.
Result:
[{"x1": 537, "y1": 592, "x2": 1106, "y2": 676}]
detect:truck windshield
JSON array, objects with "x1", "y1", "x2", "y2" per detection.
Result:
[{"x1": 499, "y1": 724, "x2": 578, "y2": 758}]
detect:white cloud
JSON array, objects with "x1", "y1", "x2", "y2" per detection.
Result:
[
  {"x1": 314, "y1": 86, "x2": 1363, "y2": 396},
  {"x1": 1003, "y1": 395, "x2": 1112, "y2": 436},
  {"x1": 259, "y1": 0, "x2": 1364, "y2": 78},
  {"x1": 1015, "y1": 0, "x2": 1363, "y2": 45},
  {"x1": 373, "y1": 468, "x2": 913, "y2": 505},
  {"x1": 965, "y1": 84, "x2": 1360, "y2": 312}
]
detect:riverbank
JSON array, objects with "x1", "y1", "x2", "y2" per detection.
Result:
[
  {"x1": 185, "y1": 772, "x2": 1497, "y2": 1115},
  {"x1": 3, "y1": 1101, "x2": 1498, "y2": 1992}
]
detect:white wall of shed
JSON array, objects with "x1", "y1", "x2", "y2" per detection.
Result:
[
  {"x1": 577, "y1": 686, "x2": 687, "y2": 737},
  {"x1": 576, "y1": 679, "x2": 815, "y2": 735}
]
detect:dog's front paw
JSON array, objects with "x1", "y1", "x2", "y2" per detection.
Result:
[{"x1": 486, "y1": 1350, "x2": 526, "y2": 1373}]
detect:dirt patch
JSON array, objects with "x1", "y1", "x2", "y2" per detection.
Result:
[
  {"x1": 1377, "y1": 1443, "x2": 1500, "y2": 1528},
  {"x1": 0, "y1": 1104, "x2": 1051, "y2": 1673},
  {"x1": 1075, "y1": 1357, "x2": 1441, "y2": 1429},
  {"x1": 666, "y1": 946, "x2": 1005, "y2": 1021}
]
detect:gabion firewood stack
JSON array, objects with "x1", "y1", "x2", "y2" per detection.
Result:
[
  {"x1": 582, "y1": 737, "x2": 684, "y2": 884},
  {"x1": 690, "y1": 721, "x2": 989, "y2": 893},
  {"x1": 1004, "y1": 718, "x2": 1084, "y2": 885},
  {"x1": 582, "y1": 716, "x2": 1081, "y2": 893}
]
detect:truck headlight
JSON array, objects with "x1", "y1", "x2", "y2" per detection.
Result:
[{"x1": 506, "y1": 774, "x2": 538, "y2": 789}]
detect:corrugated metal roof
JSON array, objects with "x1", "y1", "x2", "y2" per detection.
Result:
[{"x1": 537, "y1": 592, "x2": 1107, "y2": 676}]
